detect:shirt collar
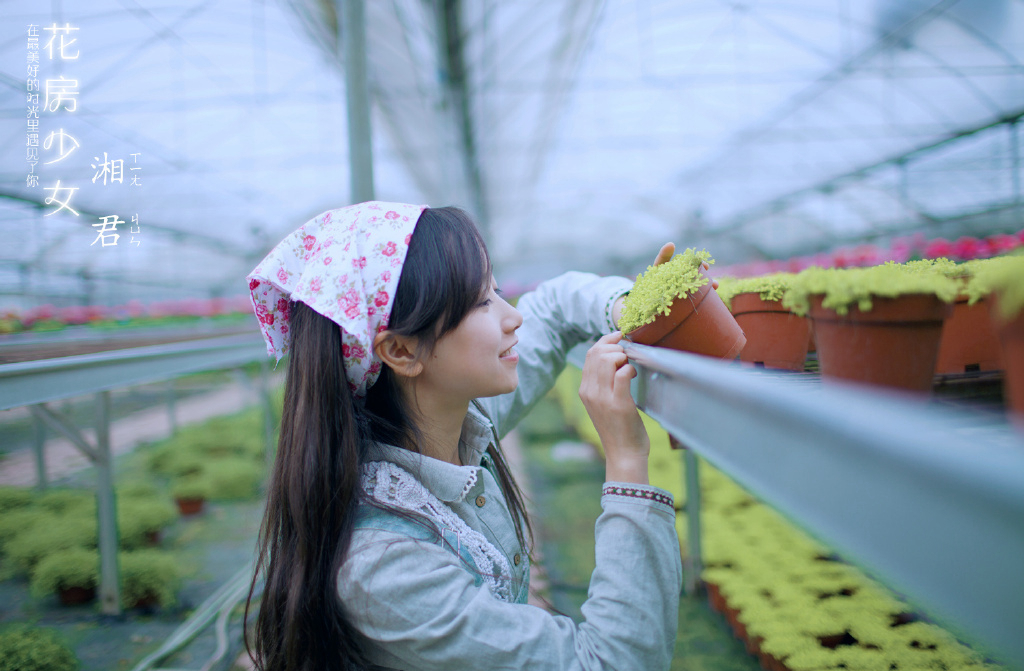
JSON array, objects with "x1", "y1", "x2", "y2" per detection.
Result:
[{"x1": 363, "y1": 405, "x2": 496, "y2": 504}]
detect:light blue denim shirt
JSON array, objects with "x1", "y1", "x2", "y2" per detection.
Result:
[{"x1": 338, "y1": 271, "x2": 683, "y2": 670}]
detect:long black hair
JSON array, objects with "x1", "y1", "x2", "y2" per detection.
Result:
[{"x1": 244, "y1": 207, "x2": 533, "y2": 671}]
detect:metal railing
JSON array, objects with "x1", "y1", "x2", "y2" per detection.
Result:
[
  {"x1": 569, "y1": 341, "x2": 1024, "y2": 669},
  {"x1": 0, "y1": 332, "x2": 271, "y2": 620}
]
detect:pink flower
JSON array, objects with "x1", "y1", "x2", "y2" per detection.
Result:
[
  {"x1": 323, "y1": 256, "x2": 333, "y2": 265},
  {"x1": 382, "y1": 271, "x2": 391, "y2": 282},
  {"x1": 405, "y1": 233, "x2": 412, "y2": 245},
  {"x1": 345, "y1": 304, "x2": 360, "y2": 319},
  {"x1": 385, "y1": 211, "x2": 399, "y2": 220},
  {"x1": 368, "y1": 361, "x2": 382, "y2": 375},
  {"x1": 952, "y1": 236, "x2": 989, "y2": 260},
  {"x1": 280, "y1": 324, "x2": 289, "y2": 335},
  {"x1": 382, "y1": 241, "x2": 397, "y2": 256},
  {"x1": 276, "y1": 298, "x2": 290, "y2": 317},
  {"x1": 342, "y1": 343, "x2": 351, "y2": 358},
  {"x1": 924, "y1": 238, "x2": 953, "y2": 259},
  {"x1": 986, "y1": 233, "x2": 1020, "y2": 254},
  {"x1": 277, "y1": 268, "x2": 288, "y2": 283},
  {"x1": 367, "y1": 306, "x2": 376, "y2": 317},
  {"x1": 249, "y1": 278, "x2": 260, "y2": 291},
  {"x1": 322, "y1": 212, "x2": 332, "y2": 224},
  {"x1": 374, "y1": 290, "x2": 389, "y2": 307},
  {"x1": 349, "y1": 344, "x2": 366, "y2": 359},
  {"x1": 309, "y1": 277, "x2": 322, "y2": 293},
  {"x1": 303, "y1": 235, "x2": 316, "y2": 251},
  {"x1": 353, "y1": 256, "x2": 367, "y2": 270}
]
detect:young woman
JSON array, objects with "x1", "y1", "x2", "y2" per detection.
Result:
[{"x1": 244, "y1": 202, "x2": 681, "y2": 670}]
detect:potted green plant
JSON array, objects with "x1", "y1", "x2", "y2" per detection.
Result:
[
  {"x1": 5, "y1": 514, "x2": 97, "y2": 575},
  {"x1": 718, "y1": 273, "x2": 810, "y2": 371},
  {"x1": 619, "y1": 248, "x2": 745, "y2": 359},
  {"x1": 117, "y1": 496, "x2": 178, "y2": 548},
  {"x1": 0, "y1": 625, "x2": 79, "y2": 671},
  {"x1": 905, "y1": 258, "x2": 1007, "y2": 375},
  {"x1": 119, "y1": 549, "x2": 182, "y2": 610},
  {"x1": 966, "y1": 254, "x2": 1024, "y2": 419},
  {"x1": 170, "y1": 475, "x2": 210, "y2": 516},
  {"x1": 783, "y1": 264, "x2": 959, "y2": 391},
  {"x1": 202, "y1": 457, "x2": 265, "y2": 501},
  {"x1": 29, "y1": 547, "x2": 99, "y2": 605}
]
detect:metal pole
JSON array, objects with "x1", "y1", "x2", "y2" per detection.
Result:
[
  {"x1": 1011, "y1": 119, "x2": 1020, "y2": 206},
  {"x1": 342, "y1": 0, "x2": 375, "y2": 202},
  {"x1": 260, "y1": 359, "x2": 275, "y2": 476},
  {"x1": 165, "y1": 379, "x2": 178, "y2": 435},
  {"x1": 32, "y1": 411, "x2": 48, "y2": 491},
  {"x1": 94, "y1": 390, "x2": 122, "y2": 616},
  {"x1": 683, "y1": 447, "x2": 703, "y2": 596}
]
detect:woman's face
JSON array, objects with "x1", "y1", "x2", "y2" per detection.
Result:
[{"x1": 415, "y1": 278, "x2": 523, "y2": 404}]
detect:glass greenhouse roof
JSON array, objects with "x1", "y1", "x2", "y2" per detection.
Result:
[{"x1": 2, "y1": 0, "x2": 1022, "y2": 308}]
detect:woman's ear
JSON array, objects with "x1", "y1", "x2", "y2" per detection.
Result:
[{"x1": 373, "y1": 331, "x2": 424, "y2": 378}]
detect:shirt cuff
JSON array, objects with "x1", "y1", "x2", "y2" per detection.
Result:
[
  {"x1": 602, "y1": 482, "x2": 676, "y2": 516},
  {"x1": 602, "y1": 279, "x2": 634, "y2": 333}
]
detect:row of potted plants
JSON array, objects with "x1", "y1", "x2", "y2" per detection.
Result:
[
  {"x1": 0, "y1": 295, "x2": 253, "y2": 334},
  {"x1": 0, "y1": 485, "x2": 183, "y2": 608},
  {"x1": 0, "y1": 624, "x2": 78, "y2": 671},
  {"x1": 620, "y1": 249, "x2": 1024, "y2": 419}
]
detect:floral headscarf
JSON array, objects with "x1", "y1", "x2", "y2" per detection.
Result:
[{"x1": 247, "y1": 201, "x2": 427, "y2": 397}]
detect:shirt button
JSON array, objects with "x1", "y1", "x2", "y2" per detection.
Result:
[
  {"x1": 475, "y1": 495, "x2": 486, "y2": 507},
  {"x1": 514, "y1": 553, "x2": 521, "y2": 566}
]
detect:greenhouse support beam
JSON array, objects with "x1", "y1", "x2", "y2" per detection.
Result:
[
  {"x1": 341, "y1": 0, "x2": 375, "y2": 202},
  {"x1": 620, "y1": 341, "x2": 1024, "y2": 669},
  {"x1": 32, "y1": 413, "x2": 47, "y2": 491},
  {"x1": 28, "y1": 396, "x2": 122, "y2": 615},
  {"x1": 94, "y1": 391, "x2": 122, "y2": 616}
]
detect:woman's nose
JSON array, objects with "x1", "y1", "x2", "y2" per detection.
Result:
[{"x1": 505, "y1": 304, "x2": 523, "y2": 331}]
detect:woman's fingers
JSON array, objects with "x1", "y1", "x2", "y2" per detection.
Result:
[{"x1": 653, "y1": 242, "x2": 675, "y2": 267}]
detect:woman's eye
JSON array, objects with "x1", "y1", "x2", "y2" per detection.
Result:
[{"x1": 477, "y1": 299, "x2": 492, "y2": 308}]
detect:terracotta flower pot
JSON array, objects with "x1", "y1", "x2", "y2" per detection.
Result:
[
  {"x1": 808, "y1": 293, "x2": 953, "y2": 392},
  {"x1": 58, "y1": 585, "x2": 96, "y2": 605},
  {"x1": 991, "y1": 294, "x2": 1024, "y2": 422},
  {"x1": 730, "y1": 293, "x2": 811, "y2": 371},
  {"x1": 626, "y1": 273, "x2": 746, "y2": 359},
  {"x1": 175, "y1": 497, "x2": 205, "y2": 516},
  {"x1": 935, "y1": 296, "x2": 1005, "y2": 374}
]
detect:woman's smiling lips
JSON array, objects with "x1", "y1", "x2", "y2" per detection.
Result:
[{"x1": 499, "y1": 342, "x2": 519, "y2": 361}]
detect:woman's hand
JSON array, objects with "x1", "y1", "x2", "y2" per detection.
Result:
[
  {"x1": 611, "y1": 242, "x2": 718, "y2": 330},
  {"x1": 578, "y1": 331, "x2": 650, "y2": 484}
]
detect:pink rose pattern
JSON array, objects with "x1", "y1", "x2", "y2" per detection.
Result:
[{"x1": 246, "y1": 202, "x2": 426, "y2": 397}]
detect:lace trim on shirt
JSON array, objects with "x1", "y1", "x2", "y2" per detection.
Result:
[{"x1": 361, "y1": 460, "x2": 513, "y2": 602}]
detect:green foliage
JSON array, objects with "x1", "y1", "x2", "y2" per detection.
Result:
[
  {"x1": 35, "y1": 489, "x2": 95, "y2": 516},
  {"x1": 0, "y1": 625, "x2": 78, "y2": 671},
  {"x1": 0, "y1": 486, "x2": 33, "y2": 513},
  {"x1": 4, "y1": 513, "x2": 97, "y2": 573},
  {"x1": 146, "y1": 408, "x2": 268, "y2": 502},
  {"x1": 29, "y1": 547, "x2": 98, "y2": 598},
  {"x1": 0, "y1": 509, "x2": 49, "y2": 551},
  {"x1": 782, "y1": 263, "x2": 959, "y2": 316},
  {"x1": 119, "y1": 549, "x2": 182, "y2": 608},
  {"x1": 170, "y1": 474, "x2": 212, "y2": 500},
  {"x1": 965, "y1": 254, "x2": 1024, "y2": 319},
  {"x1": 117, "y1": 497, "x2": 177, "y2": 549},
  {"x1": 715, "y1": 273, "x2": 798, "y2": 311},
  {"x1": 618, "y1": 248, "x2": 713, "y2": 333},
  {"x1": 203, "y1": 457, "x2": 264, "y2": 500}
]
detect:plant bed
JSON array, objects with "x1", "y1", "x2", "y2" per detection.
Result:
[{"x1": 620, "y1": 248, "x2": 745, "y2": 359}]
